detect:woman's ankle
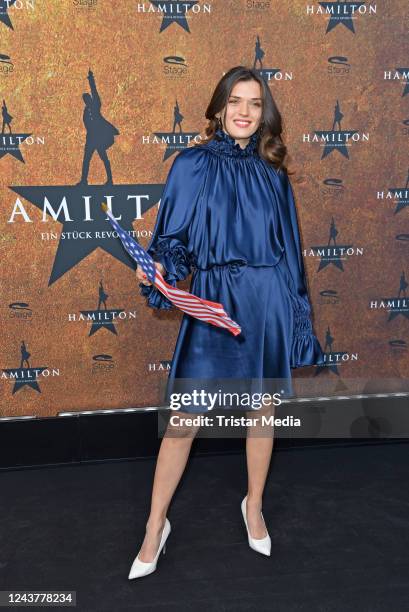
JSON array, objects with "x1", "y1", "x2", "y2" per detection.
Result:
[
  {"x1": 146, "y1": 515, "x2": 167, "y2": 532},
  {"x1": 246, "y1": 494, "x2": 263, "y2": 508}
]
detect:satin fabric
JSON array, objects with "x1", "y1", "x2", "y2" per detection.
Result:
[{"x1": 140, "y1": 128, "x2": 326, "y2": 412}]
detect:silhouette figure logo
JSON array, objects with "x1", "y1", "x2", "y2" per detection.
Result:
[
  {"x1": 1, "y1": 98, "x2": 32, "y2": 162},
  {"x1": 9, "y1": 69, "x2": 163, "y2": 285},
  {"x1": 78, "y1": 279, "x2": 127, "y2": 336},
  {"x1": 77, "y1": 69, "x2": 119, "y2": 186},
  {"x1": 153, "y1": 98, "x2": 199, "y2": 161},
  {"x1": 2, "y1": 341, "x2": 50, "y2": 394}
]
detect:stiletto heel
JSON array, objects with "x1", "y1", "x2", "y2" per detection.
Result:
[
  {"x1": 128, "y1": 518, "x2": 171, "y2": 579},
  {"x1": 241, "y1": 495, "x2": 271, "y2": 556}
]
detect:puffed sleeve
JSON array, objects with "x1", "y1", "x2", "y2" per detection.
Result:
[
  {"x1": 139, "y1": 148, "x2": 206, "y2": 310},
  {"x1": 276, "y1": 169, "x2": 325, "y2": 367}
]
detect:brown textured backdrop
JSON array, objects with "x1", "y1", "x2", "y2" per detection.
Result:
[{"x1": 0, "y1": 1, "x2": 407, "y2": 417}]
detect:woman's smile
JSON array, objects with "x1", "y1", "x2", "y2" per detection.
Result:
[{"x1": 234, "y1": 119, "x2": 252, "y2": 128}]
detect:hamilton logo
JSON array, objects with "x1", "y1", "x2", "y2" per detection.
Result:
[
  {"x1": 149, "y1": 99, "x2": 200, "y2": 161},
  {"x1": 384, "y1": 66, "x2": 409, "y2": 97},
  {"x1": 306, "y1": 100, "x2": 367, "y2": 159},
  {"x1": 139, "y1": 1, "x2": 211, "y2": 33},
  {"x1": 307, "y1": 218, "x2": 363, "y2": 271},
  {"x1": 8, "y1": 69, "x2": 163, "y2": 285},
  {"x1": 377, "y1": 170, "x2": 409, "y2": 214},
  {"x1": 314, "y1": 327, "x2": 357, "y2": 376},
  {"x1": 2, "y1": 340, "x2": 57, "y2": 394},
  {"x1": 370, "y1": 271, "x2": 409, "y2": 321},
  {"x1": 71, "y1": 280, "x2": 131, "y2": 336},
  {"x1": 312, "y1": 2, "x2": 375, "y2": 34},
  {"x1": 148, "y1": 360, "x2": 172, "y2": 372}
]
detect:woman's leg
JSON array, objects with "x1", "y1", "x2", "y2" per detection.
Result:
[
  {"x1": 137, "y1": 412, "x2": 200, "y2": 562},
  {"x1": 244, "y1": 402, "x2": 275, "y2": 538}
]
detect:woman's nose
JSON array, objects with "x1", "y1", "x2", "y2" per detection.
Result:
[{"x1": 239, "y1": 102, "x2": 249, "y2": 116}]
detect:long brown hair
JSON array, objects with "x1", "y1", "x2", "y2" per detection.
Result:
[{"x1": 193, "y1": 65, "x2": 294, "y2": 174}]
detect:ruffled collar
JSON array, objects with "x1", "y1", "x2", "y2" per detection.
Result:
[{"x1": 205, "y1": 127, "x2": 259, "y2": 158}]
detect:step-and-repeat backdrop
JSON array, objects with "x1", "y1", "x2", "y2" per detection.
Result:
[{"x1": 1, "y1": 1, "x2": 408, "y2": 418}]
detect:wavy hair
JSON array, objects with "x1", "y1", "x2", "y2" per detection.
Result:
[{"x1": 193, "y1": 65, "x2": 294, "y2": 174}]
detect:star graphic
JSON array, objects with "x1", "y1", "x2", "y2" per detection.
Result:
[
  {"x1": 150, "y1": 0, "x2": 199, "y2": 33},
  {"x1": 388, "y1": 186, "x2": 409, "y2": 214},
  {"x1": 0, "y1": 0, "x2": 16, "y2": 30},
  {"x1": 310, "y1": 244, "x2": 353, "y2": 271},
  {"x1": 319, "y1": 1, "x2": 365, "y2": 34},
  {"x1": 0, "y1": 133, "x2": 32, "y2": 162},
  {"x1": 2, "y1": 366, "x2": 48, "y2": 394},
  {"x1": 80, "y1": 308, "x2": 126, "y2": 336},
  {"x1": 384, "y1": 297, "x2": 409, "y2": 321},
  {"x1": 396, "y1": 67, "x2": 409, "y2": 97},
  {"x1": 314, "y1": 353, "x2": 343, "y2": 376},
  {"x1": 314, "y1": 130, "x2": 359, "y2": 160},
  {"x1": 10, "y1": 183, "x2": 163, "y2": 285}
]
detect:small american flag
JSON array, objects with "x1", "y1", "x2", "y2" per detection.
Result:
[{"x1": 101, "y1": 202, "x2": 241, "y2": 336}]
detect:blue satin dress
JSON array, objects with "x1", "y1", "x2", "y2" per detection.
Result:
[{"x1": 140, "y1": 128, "x2": 326, "y2": 413}]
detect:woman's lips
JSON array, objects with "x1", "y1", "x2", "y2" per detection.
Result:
[{"x1": 234, "y1": 120, "x2": 251, "y2": 128}]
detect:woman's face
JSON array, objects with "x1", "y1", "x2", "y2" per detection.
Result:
[{"x1": 220, "y1": 79, "x2": 263, "y2": 146}]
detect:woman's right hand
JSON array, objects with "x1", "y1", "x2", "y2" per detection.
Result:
[{"x1": 136, "y1": 262, "x2": 165, "y2": 286}]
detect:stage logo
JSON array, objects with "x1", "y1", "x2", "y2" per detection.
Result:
[
  {"x1": 91, "y1": 353, "x2": 115, "y2": 374},
  {"x1": 318, "y1": 289, "x2": 340, "y2": 305},
  {"x1": 0, "y1": 53, "x2": 13, "y2": 75},
  {"x1": 320, "y1": 177, "x2": 346, "y2": 199},
  {"x1": 162, "y1": 55, "x2": 189, "y2": 79},
  {"x1": 73, "y1": 0, "x2": 98, "y2": 10},
  {"x1": 327, "y1": 56, "x2": 351, "y2": 78},
  {"x1": 8, "y1": 301, "x2": 32, "y2": 319}
]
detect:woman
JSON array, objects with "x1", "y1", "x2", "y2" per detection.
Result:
[{"x1": 130, "y1": 66, "x2": 325, "y2": 579}]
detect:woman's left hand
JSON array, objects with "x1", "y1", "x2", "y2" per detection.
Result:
[{"x1": 137, "y1": 261, "x2": 165, "y2": 285}]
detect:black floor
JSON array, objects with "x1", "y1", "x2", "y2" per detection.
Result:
[{"x1": 1, "y1": 442, "x2": 409, "y2": 611}]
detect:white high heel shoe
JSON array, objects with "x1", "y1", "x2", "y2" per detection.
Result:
[
  {"x1": 241, "y1": 495, "x2": 271, "y2": 556},
  {"x1": 128, "y1": 518, "x2": 171, "y2": 579}
]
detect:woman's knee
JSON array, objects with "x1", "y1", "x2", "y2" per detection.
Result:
[{"x1": 164, "y1": 410, "x2": 200, "y2": 439}]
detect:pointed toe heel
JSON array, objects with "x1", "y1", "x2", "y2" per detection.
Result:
[
  {"x1": 128, "y1": 518, "x2": 171, "y2": 579},
  {"x1": 241, "y1": 495, "x2": 271, "y2": 556}
]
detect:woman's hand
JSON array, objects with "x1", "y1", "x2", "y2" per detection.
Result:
[{"x1": 136, "y1": 262, "x2": 165, "y2": 286}]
